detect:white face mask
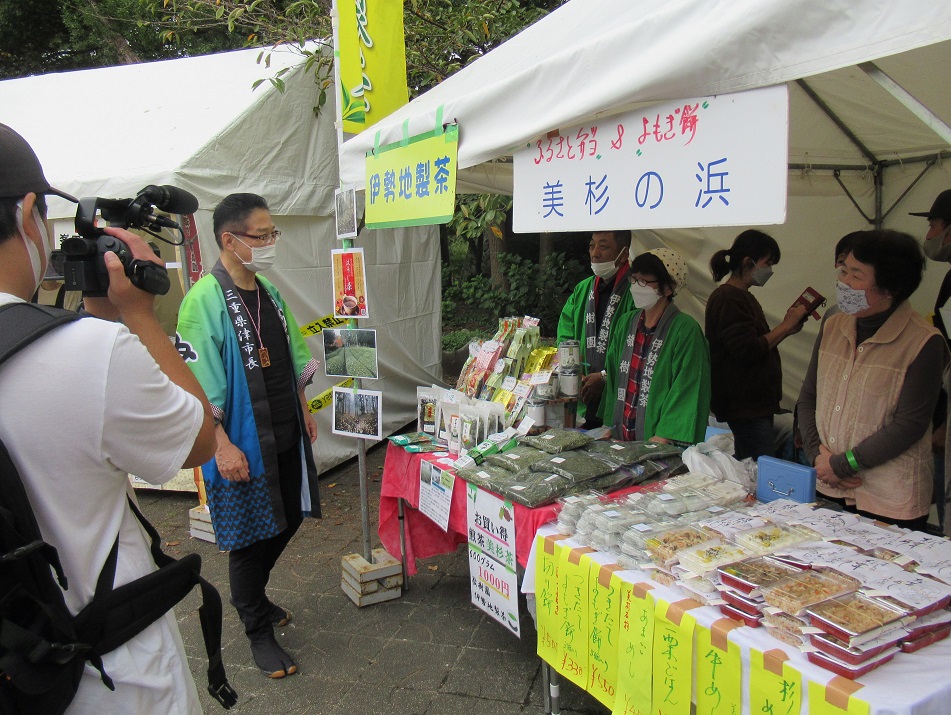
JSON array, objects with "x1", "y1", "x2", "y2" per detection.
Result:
[
  {"x1": 923, "y1": 226, "x2": 951, "y2": 262},
  {"x1": 750, "y1": 264, "x2": 773, "y2": 286},
  {"x1": 16, "y1": 200, "x2": 52, "y2": 291},
  {"x1": 234, "y1": 237, "x2": 276, "y2": 272},
  {"x1": 630, "y1": 283, "x2": 660, "y2": 310},
  {"x1": 836, "y1": 280, "x2": 869, "y2": 315},
  {"x1": 591, "y1": 261, "x2": 619, "y2": 280}
]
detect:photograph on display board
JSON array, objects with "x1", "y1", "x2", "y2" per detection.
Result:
[
  {"x1": 331, "y1": 386, "x2": 383, "y2": 440},
  {"x1": 331, "y1": 247, "x2": 369, "y2": 319},
  {"x1": 322, "y1": 328, "x2": 379, "y2": 379},
  {"x1": 335, "y1": 185, "x2": 358, "y2": 239}
]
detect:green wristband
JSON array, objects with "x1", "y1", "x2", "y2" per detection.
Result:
[{"x1": 845, "y1": 450, "x2": 860, "y2": 471}]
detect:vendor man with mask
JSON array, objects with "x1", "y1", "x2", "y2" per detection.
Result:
[
  {"x1": 910, "y1": 189, "x2": 951, "y2": 533},
  {"x1": 556, "y1": 229, "x2": 633, "y2": 428}
]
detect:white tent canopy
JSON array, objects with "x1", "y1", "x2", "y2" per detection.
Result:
[
  {"x1": 2, "y1": 47, "x2": 442, "y2": 473},
  {"x1": 340, "y1": 0, "x2": 951, "y2": 409}
]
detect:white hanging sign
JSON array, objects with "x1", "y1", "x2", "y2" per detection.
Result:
[{"x1": 513, "y1": 85, "x2": 788, "y2": 232}]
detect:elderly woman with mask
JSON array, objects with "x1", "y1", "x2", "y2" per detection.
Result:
[
  {"x1": 797, "y1": 230, "x2": 948, "y2": 531},
  {"x1": 600, "y1": 249, "x2": 711, "y2": 444}
]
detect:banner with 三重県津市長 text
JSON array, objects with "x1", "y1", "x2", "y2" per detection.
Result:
[
  {"x1": 365, "y1": 124, "x2": 458, "y2": 229},
  {"x1": 337, "y1": 0, "x2": 408, "y2": 133},
  {"x1": 512, "y1": 84, "x2": 788, "y2": 232}
]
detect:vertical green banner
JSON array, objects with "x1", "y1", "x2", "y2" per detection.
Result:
[
  {"x1": 337, "y1": 0, "x2": 408, "y2": 133},
  {"x1": 365, "y1": 124, "x2": 459, "y2": 228}
]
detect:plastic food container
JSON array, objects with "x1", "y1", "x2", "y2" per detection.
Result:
[
  {"x1": 622, "y1": 519, "x2": 674, "y2": 550},
  {"x1": 644, "y1": 489, "x2": 711, "y2": 517},
  {"x1": 809, "y1": 631, "x2": 905, "y2": 665},
  {"x1": 761, "y1": 568, "x2": 860, "y2": 616},
  {"x1": 663, "y1": 472, "x2": 718, "y2": 491},
  {"x1": 806, "y1": 647, "x2": 898, "y2": 680},
  {"x1": 718, "y1": 603, "x2": 762, "y2": 628},
  {"x1": 764, "y1": 624, "x2": 807, "y2": 648},
  {"x1": 904, "y1": 608, "x2": 951, "y2": 640},
  {"x1": 644, "y1": 525, "x2": 709, "y2": 566},
  {"x1": 721, "y1": 588, "x2": 764, "y2": 617},
  {"x1": 733, "y1": 524, "x2": 822, "y2": 554},
  {"x1": 717, "y1": 556, "x2": 802, "y2": 596},
  {"x1": 762, "y1": 610, "x2": 809, "y2": 633},
  {"x1": 557, "y1": 493, "x2": 603, "y2": 521},
  {"x1": 806, "y1": 593, "x2": 912, "y2": 647},
  {"x1": 678, "y1": 540, "x2": 751, "y2": 576},
  {"x1": 900, "y1": 623, "x2": 951, "y2": 653}
]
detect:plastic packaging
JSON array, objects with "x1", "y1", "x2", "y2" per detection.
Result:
[
  {"x1": 484, "y1": 444, "x2": 548, "y2": 472},
  {"x1": 530, "y1": 451, "x2": 616, "y2": 481},
  {"x1": 717, "y1": 556, "x2": 802, "y2": 596},
  {"x1": 718, "y1": 603, "x2": 762, "y2": 628},
  {"x1": 806, "y1": 647, "x2": 898, "y2": 680},
  {"x1": 809, "y1": 630, "x2": 904, "y2": 665},
  {"x1": 900, "y1": 623, "x2": 951, "y2": 653},
  {"x1": 678, "y1": 540, "x2": 751, "y2": 576},
  {"x1": 806, "y1": 593, "x2": 912, "y2": 647},
  {"x1": 904, "y1": 608, "x2": 951, "y2": 640},
  {"x1": 644, "y1": 525, "x2": 709, "y2": 565},
  {"x1": 519, "y1": 428, "x2": 593, "y2": 454},
  {"x1": 733, "y1": 524, "x2": 822, "y2": 554},
  {"x1": 761, "y1": 568, "x2": 860, "y2": 616},
  {"x1": 721, "y1": 588, "x2": 765, "y2": 617},
  {"x1": 582, "y1": 440, "x2": 683, "y2": 467}
]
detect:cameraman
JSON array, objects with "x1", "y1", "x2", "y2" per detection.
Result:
[{"x1": 0, "y1": 123, "x2": 216, "y2": 712}]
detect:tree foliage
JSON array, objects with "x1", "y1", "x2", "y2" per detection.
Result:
[{"x1": 0, "y1": 0, "x2": 241, "y2": 78}]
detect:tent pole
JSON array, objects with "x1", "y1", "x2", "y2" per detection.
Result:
[
  {"x1": 860, "y1": 62, "x2": 951, "y2": 147},
  {"x1": 333, "y1": 0, "x2": 373, "y2": 565}
]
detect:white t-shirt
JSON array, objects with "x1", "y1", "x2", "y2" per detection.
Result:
[{"x1": 0, "y1": 294, "x2": 205, "y2": 715}]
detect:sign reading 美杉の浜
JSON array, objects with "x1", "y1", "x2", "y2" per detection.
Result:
[
  {"x1": 364, "y1": 123, "x2": 458, "y2": 229},
  {"x1": 513, "y1": 84, "x2": 788, "y2": 232}
]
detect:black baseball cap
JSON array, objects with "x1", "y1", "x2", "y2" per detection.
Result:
[
  {"x1": 0, "y1": 123, "x2": 77, "y2": 203},
  {"x1": 909, "y1": 189, "x2": 951, "y2": 222}
]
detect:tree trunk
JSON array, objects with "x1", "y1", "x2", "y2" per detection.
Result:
[
  {"x1": 488, "y1": 225, "x2": 508, "y2": 291},
  {"x1": 539, "y1": 232, "x2": 554, "y2": 270}
]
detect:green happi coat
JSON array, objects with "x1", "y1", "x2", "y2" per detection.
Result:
[
  {"x1": 175, "y1": 264, "x2": 320, "y2": 551},
  {"x1": 599, "y1": 307, "x2": 712, "y2": 444}
]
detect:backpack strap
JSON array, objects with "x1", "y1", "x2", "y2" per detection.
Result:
[
  {"x1": 0, "y1": 303, "x2": 236, "y2": 710},
  {"x1": 0, "y1": 303, "x2": 80, "y2": 368},
  {"x1": 74, "y1": 499, "x2": 237, "y2": 709}
]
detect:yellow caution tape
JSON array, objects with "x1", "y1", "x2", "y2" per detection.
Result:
[{"x1": 308, "y1": 378, "x2": 354, "y2": 413}]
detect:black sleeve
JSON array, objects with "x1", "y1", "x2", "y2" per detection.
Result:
[{"x1": 796, "y1": 320, "x2": 825, "y2": 467}]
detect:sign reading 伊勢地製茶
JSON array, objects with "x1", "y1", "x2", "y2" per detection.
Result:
[
  {"x1": 364, "y1": 123, "x2": 458, "y2": 229},
  {"x1": 512, "y1": 85, "x2": 788, "y2": 232}
]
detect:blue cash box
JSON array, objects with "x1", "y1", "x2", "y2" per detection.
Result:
[{"x1": 756, "y1": 456, "x2": 816, "y2": 504}]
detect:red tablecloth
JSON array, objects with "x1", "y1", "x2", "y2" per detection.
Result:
[{"x1": 379, "y1": 442, "x2": 645, "y2": 576}]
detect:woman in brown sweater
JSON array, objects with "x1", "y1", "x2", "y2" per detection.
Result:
[
  {"x1": 797, "y1": 230, "x2": 946, "y2": 530},
  {"x1": 704, "y1": 230, "x2": 807, "y2": 460}
]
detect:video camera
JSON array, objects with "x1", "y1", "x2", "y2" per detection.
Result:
[{"x1": 58, "y1": 185, "x2": 198, "y2": 297}]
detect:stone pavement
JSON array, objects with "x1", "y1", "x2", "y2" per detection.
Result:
[{"x1": 139, "y1": 440, "x2": 610, "y2": 715}]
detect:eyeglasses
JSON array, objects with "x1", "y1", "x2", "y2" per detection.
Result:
[
  {"x1": 228, "y1": 229, "x2": 282, "y2": 245},
  {"x1": 629, "y1": 277, "x2": 659, "y2": 287}
]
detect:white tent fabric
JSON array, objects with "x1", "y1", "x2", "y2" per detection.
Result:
[
  {"x1": 339, "y1": 0, "x2": 951, "y2": 409},
  {"x1": 1, "y1": 47, "x2": 441, "y2": 474}
]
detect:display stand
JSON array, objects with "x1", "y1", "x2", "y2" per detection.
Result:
[{"x1": 332, "y1": 0, "x2": 402, "y2": 606}]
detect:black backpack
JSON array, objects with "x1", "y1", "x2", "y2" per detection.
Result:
[{"x1": 0, "y1": 302, "x2": 237, "y2": 713}]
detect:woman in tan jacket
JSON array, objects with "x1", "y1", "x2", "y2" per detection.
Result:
[{"x1": 797, "y1": 230, "x2": 948, "y2": 530}]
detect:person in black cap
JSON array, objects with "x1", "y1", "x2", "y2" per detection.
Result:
[
  {"x1": 0, "y1": 123, "x2": 216, "y2": 712},
  {"x1": 910, "y1": 189, "x2": 951, "y2": 534}
]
